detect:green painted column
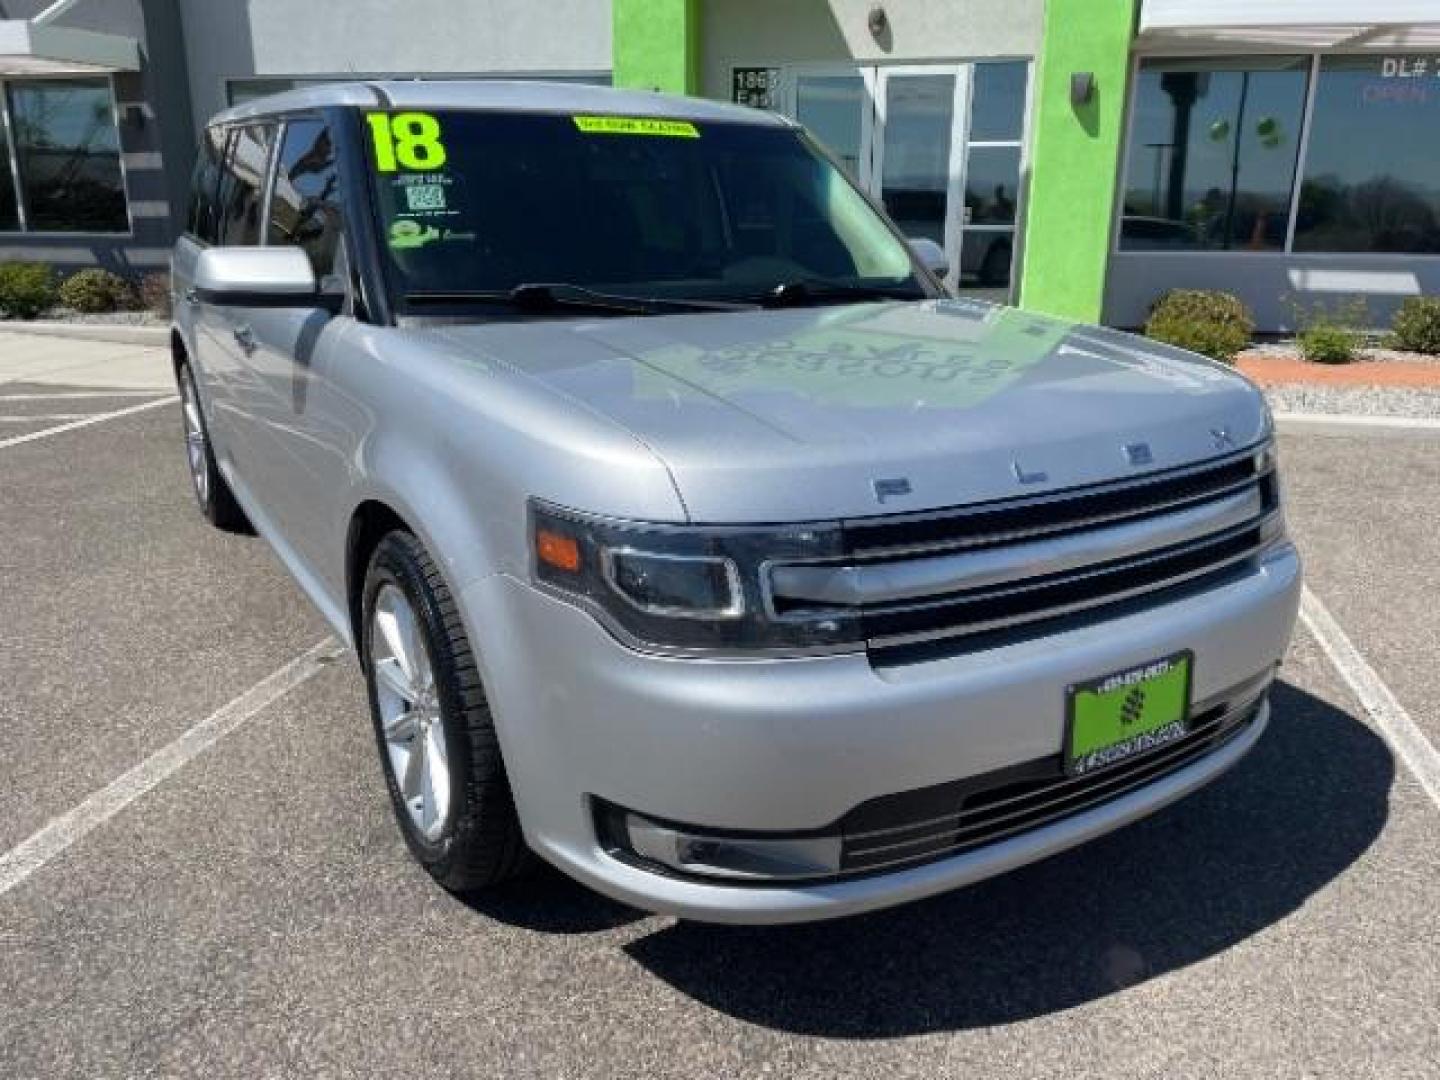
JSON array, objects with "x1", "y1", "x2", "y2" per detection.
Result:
[
  {"x1": 612, "y1": 0, "x2": 700, "y2": 94},
  {"x1": 1018, "y1": 0, "x2": 1139, "y2": 323}
]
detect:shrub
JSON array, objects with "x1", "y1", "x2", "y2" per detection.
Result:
[
  {"x1": 57, "y1": 267, "x2": 135, "y2": 314},
  {"x1": 1290, "y1": 296, "x2": 1367, "y2": 365},
  {"x1": 1143, "y1": 289, "x2": 1255, "y2": 362},
  {"x1": 0, "y1": 262, "x2": 58, "y2": 320},
  {"x1": 139, "y1": 271, "x2": 172, "y2": 319},
  {"x1": 1298, "y1": 324, "x2": 1360, "y2": 364},
  {"x1": 1390, "y1": 296, "x2": 1440, "y2": 355}
]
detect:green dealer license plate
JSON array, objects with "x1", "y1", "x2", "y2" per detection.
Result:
[{"x1": 1065, "y1": 652, "x2": 1193, "y2": 776}]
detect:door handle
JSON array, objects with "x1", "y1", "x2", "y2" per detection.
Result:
[
  {"x1": 183, "y1": 287, "x2": 199, "y2": 306},
  {"x1": 232, "y1": 324, "x2": 256, "y2": 352}
]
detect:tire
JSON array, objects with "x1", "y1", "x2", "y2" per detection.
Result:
[
  {"x1": 177, "y1": 361, "x2": 251, "y2": 532},
  {"x1": 361, "y1": 529, "x2": 530, "y2": 890}
]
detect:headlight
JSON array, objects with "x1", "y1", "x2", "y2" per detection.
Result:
[{"x1": 529, "y1": 500, "x2": 861, "y2": 654}]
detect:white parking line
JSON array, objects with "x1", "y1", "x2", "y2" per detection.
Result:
[
  {"x1": 0, "y1": 390, "x2": 168, "y2": 401},
  {"x1": 0, "y1": 639, "x2": 346, "y2": 898},
  {"x1": 0, "y1": 395, "x2": 177, "y2": 451},
  {"x1": 0, "y1": 414, "x2": 93, "y2": 423},
  {"x1": 1301, "y1": 586, "x2": 1440, "y2": 811}
]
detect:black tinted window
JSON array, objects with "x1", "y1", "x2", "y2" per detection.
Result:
[
  {"x1": 217, "y1": 123, "x2": 276, "y2": 245},
  {"x1": 267, "y1": 118, "x2": 344, "y2": 281},
  {"x1": 186, "y1": 126, "x2": 226, "y2": 243}
]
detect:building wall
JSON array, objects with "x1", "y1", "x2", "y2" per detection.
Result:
[
  {"x1": 0, "y1": 0, "x2": 191, "y2": 273},
  {"x1": 1016, "y1": 0, "x2": 1139, "y2": 323},
  {"x1": 1106, "y1": 248, "x2": 1440, "y2": 332},
  {"x1": 698, "y1": 0, "x2": 1042, "y2": 100},
  {"x1": 614, "y1": 0, "x2": 697, "y2": 93},
  {"x1": 179, "y1": 0, "x2": 612, "y2": 127}
]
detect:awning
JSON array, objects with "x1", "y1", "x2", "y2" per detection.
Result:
[
  {"x1": 1138, "y1": 0, "x2": 1440, "y2": 51},
  {"x1": 0, "y1": 20, "x2": 139, "y2": 76}
]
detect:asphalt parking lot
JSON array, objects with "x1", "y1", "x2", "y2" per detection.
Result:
[{"x1": 2, "y1": 332, "x2": 1438, "y2": 1078}]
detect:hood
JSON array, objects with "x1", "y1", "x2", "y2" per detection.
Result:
[{"x1": 421, "y1": 299, "x2": 1268, "y2": 522}]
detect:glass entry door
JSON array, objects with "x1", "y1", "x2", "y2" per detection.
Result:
[
  {"x1": 874, "y1": 68, "x2": 963, "y2": 265},
  {"x1": 786, "y1": 61, "x2": 1029, "y2": 298}
]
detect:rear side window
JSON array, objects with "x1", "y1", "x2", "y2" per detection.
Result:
[
  {"x1": 216, "y1": 122, "x2": 277, "y2": 245},
  {"x1": 267, "y1": 118, "x2": 344, "y2": 283},
  {"x1": 186, "y1": 126, "x2": 226, "y2": 243}
]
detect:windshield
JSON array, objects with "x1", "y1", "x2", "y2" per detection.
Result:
[{"x1": 361, "y1": 109, "x2": 929, "y2": 314}]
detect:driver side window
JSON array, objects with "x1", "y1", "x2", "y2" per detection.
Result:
[
  {"x1": 267, "y1": 117, "x2": 346, "y2": 291},
  {"x1": 216, "y1": 123, "x2": 277, "y2": 246}
]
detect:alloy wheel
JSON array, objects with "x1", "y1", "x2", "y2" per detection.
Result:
[
  {"x1": 179, "y1": 370, "x2": 208, "y2": 505},
  {"x1": 370, "y1": 583, "x2": 451, "y2": 840}
]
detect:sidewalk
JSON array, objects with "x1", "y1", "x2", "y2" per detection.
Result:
[{"x1": 0, "y1": 331, "x2": 172, "y2": 392}]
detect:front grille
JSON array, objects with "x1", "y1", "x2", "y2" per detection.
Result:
[
  {"x1": 765, "y1": 444, "x2": 1281, "y2": 658},
  {"x1": 839, "y1": 675, "x2": 1270, "y2": 875}
]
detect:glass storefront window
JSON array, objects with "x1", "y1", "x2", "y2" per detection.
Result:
[
  {"x1": 1293, "y1": 55, "x2": 1440, "y2": 254},
  {"x1": 8, "y1": 79, "x2": 127, "y2": 233},
  {"x1": 1120, "y1": 57, "x2": 1308, "y2": 252},
  {"x1": 969, "y1": 61, "x2": 1027, "y2": 142},
  {"x1": 964, "y1": 145, "x2": 1021, "y2": 225}
]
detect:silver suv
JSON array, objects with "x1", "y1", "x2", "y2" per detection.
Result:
[{"x1": 171, "y1": 81, "x2": 1300, "y2": 924}]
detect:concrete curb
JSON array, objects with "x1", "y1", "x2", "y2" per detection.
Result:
[{"x1": 0, "y1": 321, "x2": 169, "y2": 348}]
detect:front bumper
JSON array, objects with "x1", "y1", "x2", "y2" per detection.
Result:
[{"x1": 462, "y1": 543, "x2": 1301, "y2": 924}]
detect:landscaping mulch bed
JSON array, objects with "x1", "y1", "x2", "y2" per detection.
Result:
[
  {"x1": 1237, "y1": 351, "x2": 1440, "y2": 390},
  {"x1": 1236, "y1": 346, "x2": 1440, "y2": 418}
]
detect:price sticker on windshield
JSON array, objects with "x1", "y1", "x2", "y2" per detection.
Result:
[
  {"x1": 366, "y1": 112, "x2": 448, "y2": 171},
  {"x1": 572, "y1": 115, "x2": 699, "y2": 138}
]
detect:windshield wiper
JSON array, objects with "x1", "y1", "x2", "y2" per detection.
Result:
[
  {"x1": 405, "y1": 283, "x2": 757, "y2": 316},
  {"x1": 406, "y1": 285, "x2": 648, "y2": 316},
  {"x1": 759, "y1": 279, "x2": 926, "y2": 308}
]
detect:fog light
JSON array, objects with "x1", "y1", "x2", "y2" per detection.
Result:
[{"x1": 621, "y1": 811, "x2": 842, "y2": 881}]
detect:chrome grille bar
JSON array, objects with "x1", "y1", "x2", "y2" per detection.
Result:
[
  {"x1": 862, "y1": 514, "x2": 1280, "y2": 651},
  {"x1": 773, "y1": 486, "x2": 1263, "y2": 607}
]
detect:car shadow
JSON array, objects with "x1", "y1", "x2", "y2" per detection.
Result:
[
  {"x1": 618, "y1": 680, "x2": 1394, "y2": 1036},
  {"x1": 453, "y1": 861, "x2": 648, "y2": 935}
]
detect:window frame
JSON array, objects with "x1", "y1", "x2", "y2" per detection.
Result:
[
  {"x1": 1114, "y1": 49, "x2": 1440, "y2": 261},
  {"x1": 0, "y1": 80, "x2": 23, "y2": 232}
]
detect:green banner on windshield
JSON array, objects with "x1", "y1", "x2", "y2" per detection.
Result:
[{"x1": 572, "y1": 115, "x2": 699, "y2": 138}]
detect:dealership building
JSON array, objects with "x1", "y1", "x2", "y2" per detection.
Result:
[{"x1": 0, "y1": 0, "x2": 1436, "y2": 330}]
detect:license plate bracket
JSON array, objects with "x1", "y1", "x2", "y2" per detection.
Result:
[{"x1": 1064, "y1": 652, "x2": 1193, "y2": 777}]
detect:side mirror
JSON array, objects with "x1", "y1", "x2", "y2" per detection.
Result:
[
  {"x1": 193, "y1": 247, "x2": 323, "y2": 307},
  {"x1": 908, "y1": 237, "x2": 950, "y2": 280}
]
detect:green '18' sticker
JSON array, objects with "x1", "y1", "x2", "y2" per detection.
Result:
[
  {"x1": 366, "y1": 112, "x2": 448, "y2": 171},
  {"x1": 572, "y1": 115, "x2": 699, "y2": 138}
]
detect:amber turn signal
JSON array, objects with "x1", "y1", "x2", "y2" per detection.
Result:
[{"x1": 536, "y1": 528, "x2": 582, "y2": 573}]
